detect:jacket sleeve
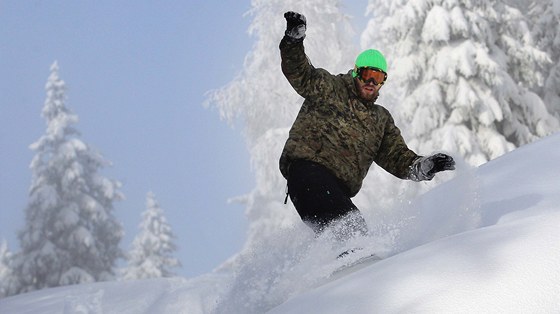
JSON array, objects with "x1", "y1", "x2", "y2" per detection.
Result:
[
  {"x1": 279, "y1": 36, "x2": 333, "y2": 99},
  {"x1": 374, "y1": 109, "x2": 420, "y2": 180}
]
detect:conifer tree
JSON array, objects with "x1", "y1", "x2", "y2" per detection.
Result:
[
  {"x1": 528, "y1": 0, "x2": 560, "y2": 115},
  {"x1": 122, "y1": 192, "x2": 180, "y2": 280},
  {"x1": 0, "y1": 239, "x2": 14, "y2": 298},
  {"x1": 208, "y1": 6, "x2": 357, "y2": 309},
  {"x1": 10, "y1": 62, "x2": 124, "y2": 295},
  {"x1": 361, "y1": 0, "x2": 559, "y2": 166},
  {"x1": 207, "y1": 0, "x2": 356, "y2": 249},
  {"x1": 354, "y1": 0, "x2": 559, "y2": 212}
]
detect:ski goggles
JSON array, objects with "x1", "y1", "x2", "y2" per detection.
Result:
[{"x1": 354, "y1": 67, "x2": 387, "y2": 85}]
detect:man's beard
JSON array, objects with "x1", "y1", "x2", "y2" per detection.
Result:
[{"x1": 355, "y1": 81, "x2": 379, "y2": 102}]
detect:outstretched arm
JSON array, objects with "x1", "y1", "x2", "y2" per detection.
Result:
[
  {"x1": 374, "y1": 110, "x2": 455, "y2": 181},
  {"x1": 374, "y1": 112, "x2": 420, "y2": 179}
]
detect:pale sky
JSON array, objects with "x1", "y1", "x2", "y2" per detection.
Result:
[{"x1": 0, "y1": 1, "x2": 366, "y2": 278}]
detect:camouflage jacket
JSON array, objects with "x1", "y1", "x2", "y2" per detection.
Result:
[{"x1": 279, "y1": 38, "x2": 419, "y2": 197}]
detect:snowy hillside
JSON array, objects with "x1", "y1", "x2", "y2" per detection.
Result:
[{"x1": 1, "y1": 133, "x2": 559, "y2": 313}]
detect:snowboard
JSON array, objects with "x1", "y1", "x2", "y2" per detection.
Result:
[{"x1": 329, "y1": 253, "x2": 382, "y2": 280}]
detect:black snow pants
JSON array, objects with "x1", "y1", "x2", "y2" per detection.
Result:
[{"x1": 287, "y1": 159, "x2": 369, "y2": 240}]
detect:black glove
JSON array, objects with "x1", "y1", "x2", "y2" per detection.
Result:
[
  {"x1": 410, "y1": 153, "x2": 455, "y2": 181},
  {"x1": 284, "y1": 11, "x2": 306, "y2": 43}
]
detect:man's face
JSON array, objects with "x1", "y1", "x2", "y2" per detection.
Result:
[{"x1": 354, "y1": 77, "x2": 382, "y2": 102}]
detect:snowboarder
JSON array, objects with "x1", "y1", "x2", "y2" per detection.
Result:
[{"x1": 279, "y1": 11, "x2": 455, "y2": 241}]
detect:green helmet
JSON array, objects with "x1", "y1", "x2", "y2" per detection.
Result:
[{"x1": 352, "y1": 49, "x2": 388, "y2": 77}]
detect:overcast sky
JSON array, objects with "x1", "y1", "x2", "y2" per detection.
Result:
[{"x1": 0, "y1": 1, "x2": 366, "y2": 278}]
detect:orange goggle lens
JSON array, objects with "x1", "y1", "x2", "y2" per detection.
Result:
[{"x1": 356, "y1": 67, "x2": 387, "y2": 85}]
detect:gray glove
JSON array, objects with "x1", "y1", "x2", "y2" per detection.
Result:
[
  {"x1": 284, "y1": 11, "x2": 306, "y2": 43},
  {"x1": 410, "y1": 153, "x2": 455, "y2": 181}
]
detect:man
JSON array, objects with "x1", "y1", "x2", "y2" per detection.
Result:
[{"x1": 279, "y1": 11, "x2": 455, "y2": 240}]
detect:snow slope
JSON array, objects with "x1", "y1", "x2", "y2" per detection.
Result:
[
  {"x1": 1, "y1": 133, "x2": 559, "y2": 313},
  {"x1": 270, "y1": 133, "x2": 560, "y2": 313}
]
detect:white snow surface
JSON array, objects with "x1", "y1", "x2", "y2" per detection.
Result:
[{"x1": 1, "y1": 133, "x2": 560, "y2": 313}]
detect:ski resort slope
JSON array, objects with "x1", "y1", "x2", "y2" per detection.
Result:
[{"x1": 1, "y1": 132, "x2": 560, "y2": 313}]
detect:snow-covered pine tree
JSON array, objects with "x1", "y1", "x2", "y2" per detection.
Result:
[
  {"x1": 361, "y1": 0, "x2": 559, "y2": 166},
  {"x1": 0, "y1": 239, "x2": 14, "y2": 298},
  {"x1": 122, "y1": 192, "x2": 180, "y2": 280},
  {"x1": 206, "y1": 0, "x2": 357, "y2": 258},
  {"x1": 528, "y1": 0, "x2": 560, "y2": 116},
  {"x1": 10, "y1": 62, "x2": 124, "y2": 295}
]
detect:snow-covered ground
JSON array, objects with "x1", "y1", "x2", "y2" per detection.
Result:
[{"x1": 1, "y1": 133, "x2": 559, "y2": 313}]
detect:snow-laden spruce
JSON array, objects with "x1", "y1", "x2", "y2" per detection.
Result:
[
  {"x1": 0, "y1": 240, "x2": 13, "y2": 298},
  {"x1": 122, "y1": 192, "x2": 181, "y2": 280},
  {"x1": 361, "y1": 0, "x2": 559, "y2": 166},
  {"x1": 6, "y1": 62, "x2": 124, "y2": 296},
  {"x1": 353, "y1": 0, "x2": 560, "y2": 215},
  {"x1": 206, "y1": 0, "x2": 356, "y2": 265},
  {"x1": 529, "y1": 0, "x2": 560, "y2": 115}
]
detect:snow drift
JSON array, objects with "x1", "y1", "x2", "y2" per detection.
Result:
[{"x1": 1, "y1": 133, "x2": 559, "y2": 313}]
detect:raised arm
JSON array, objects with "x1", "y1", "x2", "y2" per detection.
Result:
[{"x1": 279, "y1": 11, "x2": 333, "y2": 99}]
